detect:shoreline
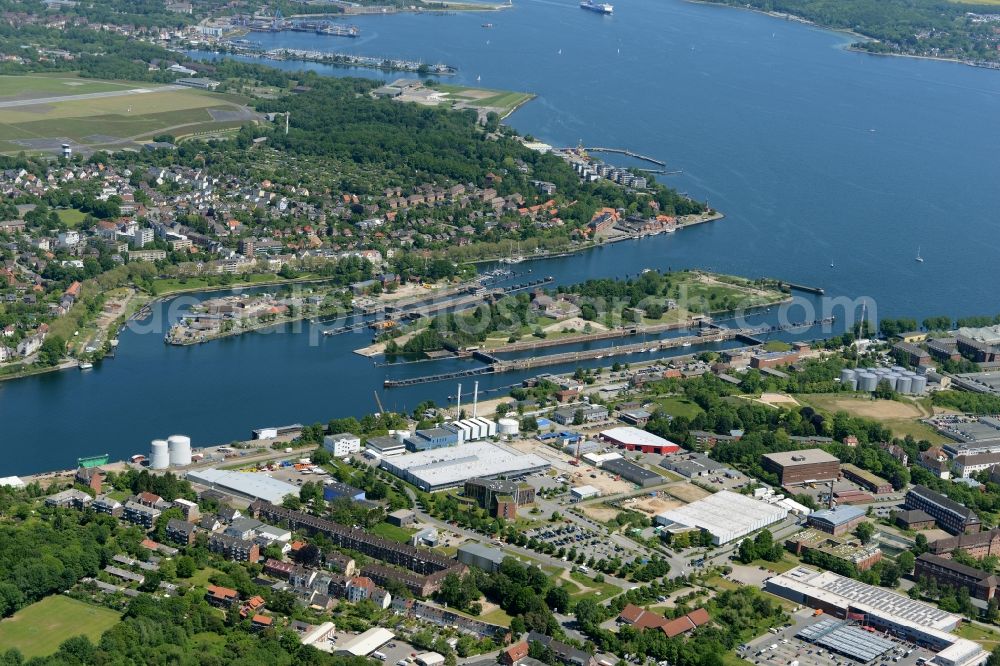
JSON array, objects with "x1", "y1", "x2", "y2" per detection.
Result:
[{"x1": 685, "y1": 0, "x2": 1000, "y2": 71}]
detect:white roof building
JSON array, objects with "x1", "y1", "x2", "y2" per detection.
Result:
[
  {"x1": 379, "y1": 442, "x2": 550, "y2": 491},
  {"x1": 655, "y1": 489, "x2": 788, "y2": 544},
  {"x1": 0, "y1": 476, "x2": 25, "y2": 489},
  {"x1": 186, "y1": 468, "x2": 298, "y2": 504},
  {"x1": 571, "y1": 485, "x2": 601, "y2": 501},
  {"x1": 334, "y1": 627, "x2": 394, "y2": 657}
]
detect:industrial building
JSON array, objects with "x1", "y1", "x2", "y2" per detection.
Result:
[
  {"x1": 762, "y1": 449, "x2": 841, "y2": 486},
  {"x1": 785, "y1": 528, "x2": 883, "y2": 571},
  {"x1": 659, "y1": 452, "x2": 731, "y2": 478},
  {"x1": 914, "y1": 553, "x2": 998, "y2": 602},
  {"x1": 457, "y1": 542, "x2": 507, "y2": 573},
  {"x1": 464, "y1": 478, "x2": 535, "y2": 519},
  {"x1": 905, "y1": 485, "x2": 981, "y2": 535},
  {"x1": 796, "y1": 618, "x2": 896, "y2": 663},
  {"x1": 552, "y1": 404, "x2": 609, "y2": 425},
  {"x1": 599, "y1": 426, "x2": 681, "y2": 454},
  {"x1": 365, "y1": 434, "x2": 406, "y2": 457},
  {"x1": 324, "y1": 433, "x2": 361, "y2": 457},
  {"x1": 323, "y1": 481, "x2": 366, "y2": 502},
  {"x1": 186, "y1": 468, "x2": 299, "y2": 504},
  {"x1": 599, "y1": 457, "x2": 662, "y2": 487},
  {"x1": 334, "y1": 627, "x2": 395, "y2": 657},
  {"x1": 379, "y1": 442, "x2": 550, "y2": 492},
  {"x1": 764, "y1": 566, "x2": 987, "y2": 666},
  {"x1": 655, "y1": 490, "x2": 788, "y2": 545},
  {"x1": 841, "y1": 464, "x2": 893, "y2": 495},
  {"x1": 446, "y1": 418, "x2": 498, "y2": 442},
  {"x1": 570, "y1": 485, "x2": 601, "y2": 502},
  {"x1": 405, "y1": 427, "x2": 461, "y2": 452},
  {"x1": 808, "y1": 505, "x2": 867, "y2": 536}
]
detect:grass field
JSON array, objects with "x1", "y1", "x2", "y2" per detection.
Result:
[
  {"x1": 0, "y1": 74, "x2": 137, "y2": 99},
  {"x1": 0, "y1": 75, "x2": 259, "y2": 154},
  {"x1": 370, "y1": 522, "x2": 417, "y2": 543},
  {"x1": 0, "y1": 596, "x2": 121, "y2": 659},
  {"x1": 794, "y1": 393, "x2": 947, "y2": 443},
  {"x1": 652, "y1": 395, "x2": 704, "y2": 420},
  {"x1": 430, "y1": 84, "x2": 534, "y2": 117},
  {"x1": 55, "y1": 208, "x2": 87, "y2": 227},
  {"x1": 567, "y1": 571, "x2": 622, "y2": 603},
  {"x1": 956, "y1": 622, "x2": 1000, "y2": 647}
]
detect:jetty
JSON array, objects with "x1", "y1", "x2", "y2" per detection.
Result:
[{"x1": 583, "y1": 147, "x2": 666, "y2": 167}]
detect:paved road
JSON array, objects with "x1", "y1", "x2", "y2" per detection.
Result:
[{"x1": 0, "y1": 85, "x2": 183, "y2": 109}]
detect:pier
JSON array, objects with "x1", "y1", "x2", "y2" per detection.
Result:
[
  {"x1": 778, "y1": 281, "x2": 825, "y2": 295},
  {"x1": 583, "y1": 147, "x2": 666, "y2": 167}
]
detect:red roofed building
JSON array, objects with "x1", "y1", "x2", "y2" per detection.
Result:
[
  {"x1": 619, "y1": 603, "x2": 669, "y2": 630},
  {"x1": 251, "y1": 614, "x2": 273, "y2": 631},
  {"x1": 501, "y1": 641, "x2": 529, "y2": 666},
  {"x1": 661, "y1": 608, "x2": 711, "y2": 638},
  {"x1": 205, "y1": 584, "x2": 238, "y2": 607}
]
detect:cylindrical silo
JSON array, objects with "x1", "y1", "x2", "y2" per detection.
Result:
[
  {"x1": 859, "y1": 373, "x2": 878, "y2": 392},
  {"x1": 498, "y1": 418, "x2": 520, "y2": 436},
  {"x1": 884, "y1": 374, "x2": 899, "y2": 391},
  {"x1": 150, "y1": 439, "x2": 169, "y2": 469},
  {"x1": 891, "y1": 366, "x2": 906, "y2": 374},
  {"x1": 840, "y1": 368, "x2": 856, "y2": 384},
  {"x1": 896, "y1": 376, "x2": 912, "y2": 394},
  {"x1": 848, "y1": 379, "x2": 858, "y2": 391},
  {"x1": 911, "y1": 375, "x2": 927, "y2": 395},
  {"x1": 168, "y1": 434, "x2": 192, "y2": 466}
]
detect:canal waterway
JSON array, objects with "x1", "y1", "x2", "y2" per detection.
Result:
[{"x1": 3, "y1": 0, "x2": 1000, "y2": 473}]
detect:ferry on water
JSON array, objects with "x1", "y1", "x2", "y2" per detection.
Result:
[{"x1": 580, "y1": 0, "x2": 613, "y2": 14}]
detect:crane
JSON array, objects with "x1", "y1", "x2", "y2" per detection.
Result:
[{"x1": 373, "y1": 391, "x2": 386, "y2": 416}]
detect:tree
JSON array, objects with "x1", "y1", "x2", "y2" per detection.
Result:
[
  {"x1": 37, "y1": 335, "x2": 65, "y2": 366},
  {"x1": 545, "y1": 586, "x2": 570, "y2": 613},
  {"x1": 913, "y1": 533, "x2": 929, "y2": 555},
  {"x1": 175, "y1": 556, "x2": 195, "y2": 579},
  {"x1": 988, "y1": 645, "x2": 1000, "y2": 666},
  {"x1": 856, "y1": 521, "x2": 876, "y2": 545},
  {"x1": 897, "y1": 551, "x2": 915, "y2": 574}
]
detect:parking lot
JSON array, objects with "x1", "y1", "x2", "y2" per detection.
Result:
[
  {"x1": 521, "y1": 521, "x2": 634, "y2": 563},
  {"x1": 740, "y1": 611, "x2": 933, "y2": 666},
  {"x1": 327, "y1": 630, "x2": 421, "y2": 665}
]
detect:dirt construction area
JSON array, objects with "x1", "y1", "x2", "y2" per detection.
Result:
[
  {"x1": 758, "y1": 392, "x2": 800, "y2": 407},
  {"x1": 661, "y1": 481, "x2": 711, "y2": 503},
  {"x1": 579, "y1": 504, "x2": 621, "y2": 522},
  {"x1": 619, "y1": 494, "x2": 684, "y2": 516}
]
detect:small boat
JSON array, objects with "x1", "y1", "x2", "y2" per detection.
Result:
[
  {"x1": 915, "y1": 246, "x2": 924, "y2": 263},
  {"x1": 476, "y1": 75, "x2": 481, "y2": 82},
  {"x1": 79, "y1": 362, "x2": 93, "y2": 370},
  {"x1": 481, "y1": 22, "x2": 493, "y2": 27},
  {"x1": 595, "y1": 354, "x2": 604, "y2": 359},
  {"x1": 682, "y1": 341, "x2": 692, "y2": 347}
]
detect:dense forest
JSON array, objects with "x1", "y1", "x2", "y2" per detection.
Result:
[{"x1": 701, "y1": 0, "x2": 1000, "y2": 63}]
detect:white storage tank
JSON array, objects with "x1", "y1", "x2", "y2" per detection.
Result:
[
  {"x1": 891, "y1": 366, "x2": 907, "y2": 374},
  {"x1": 498, "y1": 418, "x2": 520, "y2": 436},
  {"x1": 840, "y1": 368, "x2": 856, "y2": 383},
  {"x1": 883, "y1": 374, "x2": 899, "y2": 391},
  {"x1": 150, "y1": 439, "x2": 169, "y2": 469},
  {"x1": 848, "y1": 379, "x2": 858, "y2": 391},
  {"x1": 168, "y1": 434, "x2": 192, "y2": 466},
  {"x1": 858, "y1": 373, "x2": 878, "y2": 392},
  {"x1": 911, "y1": 375, "x2": 928, "y2": 394},
  {"x1": 896, "y1": 376, "x2": 913, "y2": 394}
]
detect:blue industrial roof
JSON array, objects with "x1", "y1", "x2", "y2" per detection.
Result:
[{"x1": 810, "y1": 505, "x2": 866, "y2": 527}]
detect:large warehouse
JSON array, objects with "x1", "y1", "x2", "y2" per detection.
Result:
[
  {"x1": 379, "y1": 442, "x2": 550, "y2": 492},
  {"x1": 654, "y1": 489, "x2": 788, "y2": 544},
  {"x1": 186, "y1": 468, "x2": 299, "y2": 504},
  {"x1": 600, "y1": 426, "x2": 681, "y2": 454},
  {"x1": 766, "y1": 566, "x2": 987, "y2": 666},
  {"x1": 762, "y1": 449, "x2": 841, "y2": 486}
]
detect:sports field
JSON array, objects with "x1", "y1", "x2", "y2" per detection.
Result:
[
  {"x1": 0, "y1": 75, "x2": 261, "y2": 154},
  {"x1": 0, "y1": 596, "x2": 121, "y2": 658}
]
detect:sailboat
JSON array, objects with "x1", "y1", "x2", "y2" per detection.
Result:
[
  {"x1": 476, "y1": 75, "x2": 481, "y2": 82},
  {"x1": 915, "y1": 246, "x2": 924, "y2": 263}
]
